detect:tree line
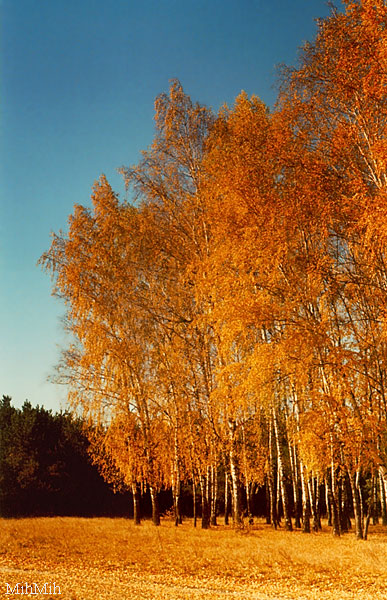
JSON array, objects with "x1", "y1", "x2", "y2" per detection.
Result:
[
  {"x1": 40, "y1": 1, "x2": 387, "y2": 539},
  {"x1": 0, "y1": 395, "x2": 134, "y2": 517}
]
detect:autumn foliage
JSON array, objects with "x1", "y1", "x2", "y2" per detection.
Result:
[{"x1": 40, "y1": 1, "x2": 387, "y2": 539}]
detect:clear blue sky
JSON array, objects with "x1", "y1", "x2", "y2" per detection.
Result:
[{"x1": 1, "y1": 0, "x2": 334, "y2": 412}]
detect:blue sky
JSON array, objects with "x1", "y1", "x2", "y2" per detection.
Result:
[{"x1": 2, "y1": 0, "x2": 333, "y2": 412}]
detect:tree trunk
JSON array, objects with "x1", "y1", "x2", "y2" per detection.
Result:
[
  {"x1": 326, "y1": 479, "x2": 332, "y2": 527},
  {"x1": 224, "y1": 471, "x2": 230, "y2": 525},
  {"x1": 372, "y1": 475, "x2": 378, "y2": 525},
  {"x1": 349, "y1": 470, "x2": 363, "y2": 540},
  {"x1": 364, "y1": 476, "x2": 375, "y2": 540},
  {"x1": 289, "y1": 442, "x2": 302, "y2": 528},
  {"x1": 173, "y1": 478, "x2": 181, "y2": 526},
  {"x1": 268, "y1": 473, "x2": 278, "y2": 529},
  {"x1": 276, "y1": 465, "x2": 281, "y2": 525},
  {"x1": 206, "y1": 464, "x2": 211, "y2": 520},
  {"x1": 308, "y1": 475, "x2": 319, "y2": 533},
  {"x1": 246, "y1": 481, "x2": 252, "y2": 520},
  {"x1": 210, "y1": 463, "x2": 218, "y2": 525},
  {"x1": 326, "y1": 466, "x2": 340, "y2": 536},
  {"x1": 315, "y1": 474, "x2": 322, "y2": 530},
  {"x1": 364, "y1": 511, "x2": 371, "y2": 540},
  {"x1": 300, "y1": 462, "x2": 311, "y2": 533},
  {"x1": 200, "y1": 473, "x2": 210, "y2": 529},
  {"x1": 273, "y1": 406, "x2": 292, "y2": 531},
  {"x1": 132, "y1": 482, "x2": 141, "y2": 525},
  {"x1": 193, "y1": 478, "x2": 197, "y2": 527},
  {"x1": 229, "y1": 455, "x2": 242, "y2": 525},
  {"x1": 228, "y1": 420, "x2": 242, "y2": 526},
  {"x1": 379, "y1": 470, "x2": 387, "y2": 526},
  {"x1": 379, "y1": 467, "x2": 387, "y2": 522},
  {"x1": 340, "y1": 475, "x2": 351, "y2": 532},
  {"x1": 357, "y1": 470, "x2": 364, "y2": 530},
  {"x1": 268, "y1": 420, "x2": 278, "y2": 529},
  {"x1": 150, "y1": 485, "x2": 160, "y2": 526},
  {"x1": 241, "y1": 423, "x2": 252, "y2": 522},
  {"x1": 265, "y1": 477, "x2": 271, "y2": 524},
  {"x1": 173, "y1": 423, "x2": 182, "y2": 526}
]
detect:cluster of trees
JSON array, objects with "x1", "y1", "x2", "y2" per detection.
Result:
[
  {"x1": 40, "y1": 1, "x2": 387, "y2": 539},
  {"x1": 0, "y1": 396, "x2": 132, "y2": 517}
]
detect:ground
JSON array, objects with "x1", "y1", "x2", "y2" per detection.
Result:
[{"x1": 1, "y1": 517, "x2": 386, "y2": 599}]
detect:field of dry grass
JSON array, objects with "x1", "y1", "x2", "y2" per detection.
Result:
[{"x1": 0, "y1": 516, "x2": 386, "y2": 599}]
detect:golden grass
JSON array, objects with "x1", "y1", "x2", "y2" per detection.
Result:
[{"x1": 0, "y1": 517, "x2": 386, "y2": 599}]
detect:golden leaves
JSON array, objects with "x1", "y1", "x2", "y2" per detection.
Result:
[
  {"x1": 2, "y1": 517, "x2": 387, "y2": 599},
  {"x1": 40, "y1": 2, "x2": 387, "y2": 511}
]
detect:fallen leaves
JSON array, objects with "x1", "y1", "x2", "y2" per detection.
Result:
[{"x1": 1, "y1": 517, "x2": 387, "y2": 599}]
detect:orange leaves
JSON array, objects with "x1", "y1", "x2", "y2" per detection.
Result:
[
  {"x1": 40, "y1": 5, "x2": 387, "y2": 512},
  {"x1": 297, "y1": 409, "x2": 330, "y2": 474}
]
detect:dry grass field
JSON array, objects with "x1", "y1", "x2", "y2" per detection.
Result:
[{"x1": 0, "y1": 517, "x2": 386, "y2": 599}]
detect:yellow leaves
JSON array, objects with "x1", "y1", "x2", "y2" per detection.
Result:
[
  {"x1": 3, "y1": 517, "x2": 387, "y2": 599},
  {"x1": 205, "y1": 94, "x2": 272, "y2": 218},
  {"x1": 40, "y1": 17, "x2": 387, "y2": 506},
  {"x1": 297, "y1": 410, "x2": 330, "y2": 474}
]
